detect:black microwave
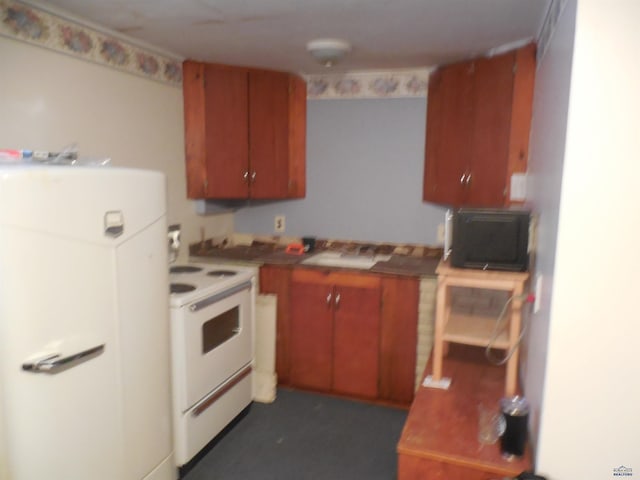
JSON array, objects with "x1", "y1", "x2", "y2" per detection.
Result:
[{"x1": 446, "y1": 208, "x2": 531, "y2": 272}]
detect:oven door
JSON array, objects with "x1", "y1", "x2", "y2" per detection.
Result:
[{"x1": 175, "y1": 280, "x2": 253, "y2": 412}]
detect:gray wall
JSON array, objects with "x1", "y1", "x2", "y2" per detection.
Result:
[{"x1": 233, "y1": 98, "x2": 447, "y2": 245}]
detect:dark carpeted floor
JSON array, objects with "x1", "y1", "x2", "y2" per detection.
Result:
[{"x1": 181, "y1": 388, "x2": 408, "y2": 480}]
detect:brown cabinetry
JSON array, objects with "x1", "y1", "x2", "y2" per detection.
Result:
[
  {"x1": 260, "y1": 264, "x2": 419, "y2": 405},
  {"x1": 289, "y1": 269, "x2": 381, "y2": 399},
  {"x1": 423, "y1": 43, "x2": 535, "y2": 207},
  {"x1": 380, "y1": 276, "x2": 419, "y2": 404},
  {"x1": 183, "y1": 61, "x2": 306, "y2": 199}
]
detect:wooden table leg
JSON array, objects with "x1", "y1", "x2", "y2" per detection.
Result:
[
  {"x1": 432, "y1": 278, "x2": 448, "y2": 381},
  {"x1": 505, "y1": 293, "x2": 523, "y2": 397}
]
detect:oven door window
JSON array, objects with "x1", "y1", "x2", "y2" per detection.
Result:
[{"x1": 202, "y1": 306, "x2": 240, "y2": 354}]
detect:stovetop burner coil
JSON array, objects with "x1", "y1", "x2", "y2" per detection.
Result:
[
  {"x1": 170, "y1": 265, "x2": 203, "y2": 274},
  {"x1": 206, "y1": 270, "x2": 238, "y2": 277},
  {"x1": 170, "y1": 283, "x2": 197, "y2": 294}
]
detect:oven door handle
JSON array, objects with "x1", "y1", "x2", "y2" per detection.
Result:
[{"x1": 189, "y1": 280, "x2": 252, "y2": 312}]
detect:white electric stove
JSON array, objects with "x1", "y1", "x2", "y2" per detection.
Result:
[{"x1": 168, "y1": 262, "x2": 256, "y2": 467}]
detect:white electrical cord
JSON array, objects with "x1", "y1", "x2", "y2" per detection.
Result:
[{"x1": 485, "y1": 293, "x2": 531, "y2": 366}]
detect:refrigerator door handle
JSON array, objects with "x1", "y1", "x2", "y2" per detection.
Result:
[{"x1": 22, "y1": 344, "x2": 105, "y2": 374}]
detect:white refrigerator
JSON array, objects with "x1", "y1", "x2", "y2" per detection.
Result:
[{"x1": 0, "y1": 165, "x2": 175, "y2": 480}]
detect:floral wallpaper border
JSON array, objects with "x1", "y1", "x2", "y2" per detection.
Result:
[
  {"x1": 0, "y1": 0, "x2": 183, "y2": 86},
  {"x1": 305, "y1": 69, "x2": 431, "y2": 99}
]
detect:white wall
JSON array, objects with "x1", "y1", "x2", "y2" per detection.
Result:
[
  {"x1": 521, "y1": 0, "x2": 577, "y2": 454},
  {"x1": 0, "y1": 37, "x2": 233, "y2": 259},
  {"x1": 528, "y1": 1, "x2": 640, "y2": 477}
]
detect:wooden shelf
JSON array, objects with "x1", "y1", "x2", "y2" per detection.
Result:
[
  {"x1": 433, "y1": 260, "x2": 529, "y2": 397},
  {"x1": 443, "y1": 313, "x2": 509, "y2": 349}
]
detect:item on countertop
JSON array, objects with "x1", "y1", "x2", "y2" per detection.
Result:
[
  {"x1": 168, "y1": 224, "x2": 181, "y2": 263},
  {"x1": 477, "y1": 402, "x2": 503, "y2": 445},
  {"x1": 302, "y1": 236, "x2": 316, "y2": 253},
  {"x1": 285, "y1": 243, "x2": 305, "y2": 255},
  {"x1": 500, "y1": 396, "x2": 529, "y2": 459},
  {"x1": 0, "y1": 145, "x2": 110, "y2": 166}
]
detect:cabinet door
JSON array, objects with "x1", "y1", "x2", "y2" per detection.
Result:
[
  {"x1": 183, "y1": 61, "x2": 207, "y2": 198},
  {"x1": 423, "y1": 62, "x2": 474, "y2": 206},
  {"x1": 203, "y1": 64, "x2": 250, "y2": 198},
  {"x1": 248, "y1": 70, "x2": 290, "y2": 199},
  {"x1": 468, "y1": 52, "x2": 515, "y2": 206},
  {"x1": 379, "y1": 276, "x2": 419, "y2": 405},
  {"x1": 332, "y1": 281, "x2": 381, "y2": 399},
  {"x1": 289, "y1": 277, "x2": 333, "y2": 391},
  {"x1": 259, "y1": 265, "x2": 292, "y2": 384}
]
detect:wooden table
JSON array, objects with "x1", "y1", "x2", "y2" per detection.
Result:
[
  {"x1": 397, "y1": 345, "x2": 533, "y2": 480},
  {"x1": 432, "y1": 260, "x2": 529, "y2": 397}
]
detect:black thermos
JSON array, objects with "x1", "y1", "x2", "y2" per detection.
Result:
[{"x1": 500, "y1": 396, "x2": 529, "y2": 459}]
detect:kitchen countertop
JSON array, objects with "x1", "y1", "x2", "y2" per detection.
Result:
[{"x1": 190, "y1": 243, "x2": 442, "y2": 277}]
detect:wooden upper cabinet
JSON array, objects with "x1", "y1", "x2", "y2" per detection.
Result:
[
  {"x1": 203, "y1": 64, "x2": 248, "y2": 198},
  {"x1": 423, "y1": 43, "x2": 536, "y2": 208},
  {"x1": 182, "y1": 61, "x2": 306, "y2": 199}
]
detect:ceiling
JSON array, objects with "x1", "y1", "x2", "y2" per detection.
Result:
[{"x1": 36, "y1": 0, "x2": 551, "y2": 74}]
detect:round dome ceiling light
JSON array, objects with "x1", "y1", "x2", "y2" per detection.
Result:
[{"x1": 306, "y1": 38, "x2": 351, "y2": 67}]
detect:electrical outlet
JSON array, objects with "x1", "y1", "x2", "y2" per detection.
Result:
[{"x1": 274, "y1": 215, "x2": 285, "y2": 233}]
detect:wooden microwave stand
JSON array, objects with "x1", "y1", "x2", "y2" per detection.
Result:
[
  {"x1": 432, "y1": 259, "x2": 529, "y2": 397},
  {"x1": 397, "y1": 261, "x2": 532, "y2": 480}
]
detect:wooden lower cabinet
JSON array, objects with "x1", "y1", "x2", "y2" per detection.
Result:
[
  {"x1": 260, "y1": 264, "x2": 419, "y2": 405},
  {"x1": 290, "y1": 269, "x2": 381, "y2": 399},
  {"x1": 380, "y1": 276, "x2": 419, "y2": 404}
]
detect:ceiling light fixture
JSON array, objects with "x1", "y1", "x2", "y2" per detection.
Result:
[{"x1": 306, "y1": 38, "x2": 351, "y2": 67}]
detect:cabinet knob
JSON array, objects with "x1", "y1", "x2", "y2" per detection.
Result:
[
  {"x1": 326, "y1": 292, "x2": 332, "y2": 306},
  {"x1": 459, "y1": 173, "x2": 466, "y2": 185},
  {"x1": 243, "y1": 171, "x2": 249, "y2": 182},
  {"x1": 466, "y1": 172, "x2": 472, "y2": 186},
  {"x1": 335, "y1": 293, "x2": 341, "y2": 307},
  {"x1": 251, "y1": 171, "x2": 257, "y2": 182}
]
